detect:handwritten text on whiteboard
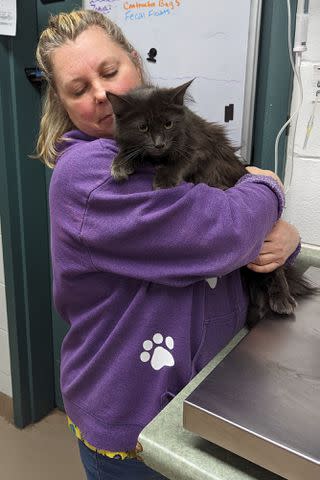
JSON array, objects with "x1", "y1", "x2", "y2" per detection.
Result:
[
  {"x1": 124, "y1": 1, "x2": 182, "y2": 21},
  {"x1": 86, "y1": 0, "x2": 182, "y2": 21}
]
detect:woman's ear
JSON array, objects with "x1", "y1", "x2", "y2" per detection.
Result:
[
  {"x1": 130, "y1": 50, "x2": 147, "y2": 84},
  {"x1": 130, "y1": 50, "x2": 140, "y2": 61},
  {"x1": 130, "y1": 50, "x2": 142, "y2": 71}
]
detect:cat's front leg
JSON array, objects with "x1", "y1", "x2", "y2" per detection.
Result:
[
  {"x1": 153, "y1": 166, "x2": 183, "y2": 190},
  {"x1": 111, "y1": 154, "x2": 135, "y2": 182},
  {"x1": 268, "y1": 267, "x2": 297, "y2": 315}
]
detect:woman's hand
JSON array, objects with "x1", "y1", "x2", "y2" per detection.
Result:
[
  {"x1": 247, "y1": 219, "x2": 300, "y2": 273},
  {"x1": 245, "y1": 166, "x2": 284, "y2": 191}
]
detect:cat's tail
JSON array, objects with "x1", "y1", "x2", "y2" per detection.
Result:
[{"x1": 285, "y1": 265, "x2": 320, "y2": 298}]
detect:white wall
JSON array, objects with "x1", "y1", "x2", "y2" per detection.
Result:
[
  {"x1": 0, "y1": 220, "x2": 12, "y2": 397},
  {"x1": 284, "y1": 0, "x2": 320, "y2": 246}
]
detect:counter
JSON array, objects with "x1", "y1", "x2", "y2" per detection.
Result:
[{"x1": 138, "y1": 246, "x2": 320, "y2": 480}]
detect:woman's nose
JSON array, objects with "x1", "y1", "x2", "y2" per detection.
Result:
[{"x1": 94, "y1": 83, "x2": 108, "y2": 103}]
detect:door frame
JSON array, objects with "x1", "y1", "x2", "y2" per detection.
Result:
[
  {"x1": 252, "y1": 0, "x2": 298, "y2": 180},
  {"x1": 0, "y1": 0, "x2": 54, "y2": 427},
  {"x1": 0, "y1": 0, "x2": 297, "y2": 428}
]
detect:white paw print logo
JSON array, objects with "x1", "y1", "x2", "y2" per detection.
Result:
[{"x1": 140, "y1": 333, "x2": 175, "y2": 371}]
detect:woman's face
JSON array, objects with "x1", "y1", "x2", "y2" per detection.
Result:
[{"x1": 51, "y1": 26, "x2": 142, "y2": 138}]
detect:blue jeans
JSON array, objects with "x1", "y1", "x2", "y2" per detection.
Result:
[{"x1": 78, "y1": 440, "x2": 168, "y2": 480}]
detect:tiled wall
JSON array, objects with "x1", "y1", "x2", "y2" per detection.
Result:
[
  {"x1": 0, "y1": 220, "x2": 12, "y2": 397},
  {"x1": 284, "y1": 0, "x2": 320, "y2": 246}
]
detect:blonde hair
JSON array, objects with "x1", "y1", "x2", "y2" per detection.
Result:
[{"x1": 35, "y1": 9, "x2": 146, "y2": 168}]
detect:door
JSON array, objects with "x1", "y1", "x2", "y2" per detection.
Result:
[{"x1": 0, "y1": 0, "x2": 54, "y2": 427}]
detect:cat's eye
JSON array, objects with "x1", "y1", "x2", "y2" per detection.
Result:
[
  {"x1": 164, "y1": 120, "x2": 173, "y2": 130},
  {"x1": 138, "y1": 123, "x2": 149, "y2": 132}
]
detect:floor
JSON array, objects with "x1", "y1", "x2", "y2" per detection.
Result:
[{"x1": 0, "y1": 409, "x2": 86, "y2": 479}]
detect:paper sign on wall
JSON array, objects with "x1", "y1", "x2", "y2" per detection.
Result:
[{"x1": 0, "y1": 0, "x2": 16, "y2": 36}]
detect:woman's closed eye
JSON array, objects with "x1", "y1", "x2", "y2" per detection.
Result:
[
  {"x1": 101, "y1": 70, "x2": 118, "y2": 79},
  {"x1": 72, "y1": 86, "x2": 87, "y2": 97},
  {"x1": 70, "y1": 70, "x2": 118, "y2": 97}
]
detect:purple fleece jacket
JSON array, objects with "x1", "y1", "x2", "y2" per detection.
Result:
[{"x1": 49, "y1": 130, "x2": 285, "y2": 451}]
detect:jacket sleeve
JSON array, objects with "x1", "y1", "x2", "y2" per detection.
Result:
[
  {"x1": 80, "y1": 171, "x2": 285, "y2": 287},
  {"x1": 285, "y1": 242, "x2": 302, "y2": 266}
]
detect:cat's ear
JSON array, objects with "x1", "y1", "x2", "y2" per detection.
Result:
[
  {"x1": 106, "y1": 92, "x2": 131, "y2": 116},
  {"x1": 170, "y1": 79, "x2": 195, "y2": 105}
]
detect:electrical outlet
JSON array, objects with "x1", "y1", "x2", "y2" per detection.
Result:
[
  {"x1": 312, "y1": 64, "x2": 320, "y2": 98},
  {"x1": 291, "y1": 63, "x2": 320, "y2": 157}
]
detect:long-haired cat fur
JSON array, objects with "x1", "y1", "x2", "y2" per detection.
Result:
[{"x1": 107, "y1": 80, "x2": 317, "y2": 327}]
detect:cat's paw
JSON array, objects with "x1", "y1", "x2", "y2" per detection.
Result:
[
  {"x1": 269, "y1": 294, "x2": 297, "y2": 315},
  {"x1": 111, "y1": 164, "x2": 134, "y2": 182}
]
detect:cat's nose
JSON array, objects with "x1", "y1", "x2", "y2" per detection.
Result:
[{"x1": 154, "y1": 138, "x2": 165, "y2": 149}]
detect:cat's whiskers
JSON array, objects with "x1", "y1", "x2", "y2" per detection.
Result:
[
  {"x1": 169, "y1": 142, "x2": 192, "y2": 158},
  {"x1": 119, "y1": 146, "x2": 145, "y2": 164}
]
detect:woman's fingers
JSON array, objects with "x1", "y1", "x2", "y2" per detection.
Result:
[
  {"x1": 248, "y1": 220, "x2": 301, "y2": 273},
  {"x1": 247, "y1": 261, "x2": 281, "y2": 273},
  {"x1": 249, "y1": 252, "x2": 279, "y2": 266},
  {"x1": 245, "y1": 166, "x2": 284, "y2": 190}
]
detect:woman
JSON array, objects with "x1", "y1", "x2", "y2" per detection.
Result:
[{"x1": 36, "y1": 9, "x2": 300, "y2": 480}]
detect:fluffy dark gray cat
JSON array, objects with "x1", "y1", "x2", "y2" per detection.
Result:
[{"x1": 107, "y1": 80, "x2": 317, "y2": 327}]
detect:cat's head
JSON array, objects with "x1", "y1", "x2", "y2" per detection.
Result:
[{"x1": 106, "y1": 80, "x2": 194, "y2": 159}]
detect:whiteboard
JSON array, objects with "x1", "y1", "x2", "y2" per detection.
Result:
[{"x1": 83, "y1": 0, "x2": 261, "y2": 162}]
